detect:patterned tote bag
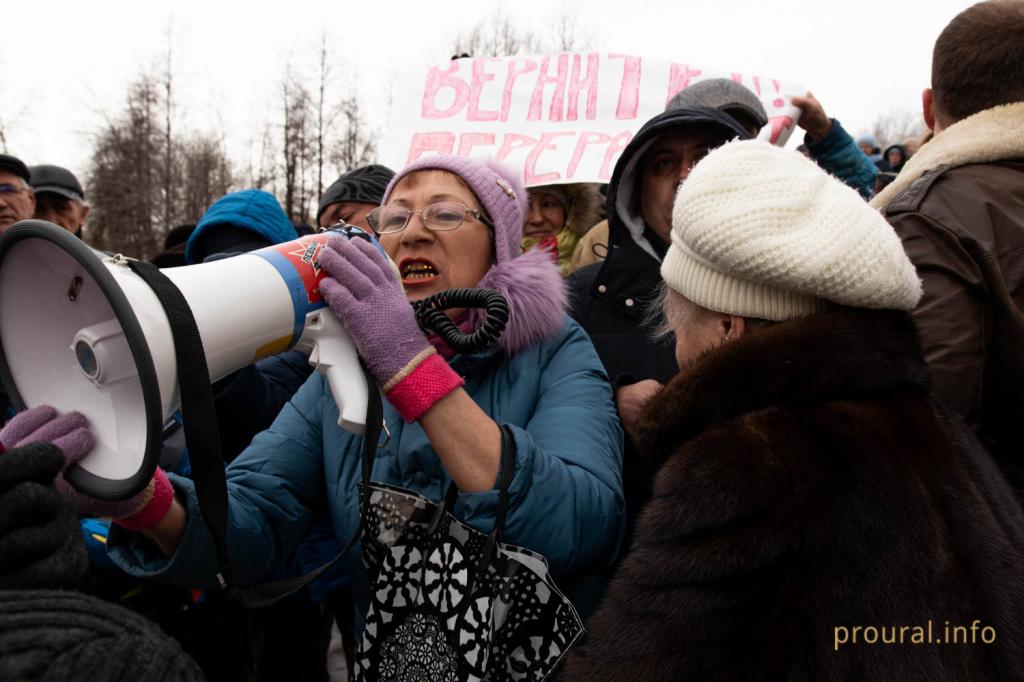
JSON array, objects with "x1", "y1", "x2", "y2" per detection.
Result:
[{"x1": 353, "y1": 426, "x2": 584, "y2": 681}]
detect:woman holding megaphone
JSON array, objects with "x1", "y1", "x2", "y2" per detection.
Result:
[{"x1": 0, "y1": 155, "x2": 624, "y2": 676}]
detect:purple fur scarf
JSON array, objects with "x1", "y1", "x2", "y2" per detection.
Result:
[{"x1": 467, "y1": 246, "x2": 568, "y2": 357}]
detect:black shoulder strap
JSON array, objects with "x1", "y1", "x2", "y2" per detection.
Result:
[
  {"x1": 127, "y1": 260, "x2": 234, "y2": 591},
  {"x1": 127, "y1": 259, "x2": 383, "y2": 608}
]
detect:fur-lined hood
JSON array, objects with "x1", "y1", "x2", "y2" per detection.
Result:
[
  {"x1": 527, "y1": 183, "x2": 604, "y2": 237},
  {"x1": 871, "y1": 101, "x2": 1024, "y2": 210},
  {"x1": 467, "y1": 246, "x2": 568, "y2": 358}
]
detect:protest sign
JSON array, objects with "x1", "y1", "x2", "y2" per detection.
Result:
[{"x1": 379, "y1": 53, "x2": 804, "y2": 186}]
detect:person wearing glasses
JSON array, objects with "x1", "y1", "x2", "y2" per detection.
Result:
[
  {"x1": 5, "y1": 156, "x2": 624, "y2": 646},
  {"x1": 0, "y1": 154, "x2": 36, "y2": 423},
  {"x1": 0, "y1": 154, "x2": 36, "y2": 234}
]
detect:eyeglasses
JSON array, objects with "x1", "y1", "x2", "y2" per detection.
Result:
[
  {"x1": 367, "y1": 201, "x2": 494, "y2": 235},
  {"x1": 0, "y1": 183, "x2": 30, "y2": 197}
]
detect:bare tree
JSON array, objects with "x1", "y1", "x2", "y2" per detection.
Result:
[
  {"x1": 331, "y1": 90, "x2": 376, "y2": 174},
  {"x1": 179, "y1": 134, "x2": 233, "y2": 224},
  {"x1": 452, "y1": 10, "x2": 542, "y2": 57},
  {"x1": 451, "y1": 8, "x2": 593, "y2": 57},
  {"x1": 276, "y1": 45, "x2": 378, "y2": 226},
  {"x1": 87, "y1": 76, "x2": 162, "y2": 257},
  {"x1": 280, "y1": 68, "x2": 314, "y2": 224},
  {"x1": 314, "y1": 34, "x2": 344, "y2": 201},
  {"x1": 248, "y1": 120, "x2": 278, "y2": 192},
  {"x1": 86, "y1": 70, "x2": 234, "y2": 259},
  {"x1": 866, "y1": 106, "x2": 928, "y2": 150},
  {"x1": 0, "y1": 85, "x2": 31, "y2": 155},
  {"x1": 159, "y1": 25, "x2": 176, "y2": 238},
  {"x1": 0, "y1": 60, "x2": 11, "y2": 152},
  {"x1": 547, "y1": 10, "x2": 593, "y2": 51}
]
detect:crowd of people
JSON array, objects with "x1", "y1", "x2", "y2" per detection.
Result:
[{"x1": 1, "y1": 1, "x2": 1023, "y2": 680}]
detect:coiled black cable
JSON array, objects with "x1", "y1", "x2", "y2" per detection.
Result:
[
  {"x1": 413, "y1": 289, "x2": 509, "y2": 355},
  {"x1": 321, "y1": 225, "x2": 509, "y2": 354}
]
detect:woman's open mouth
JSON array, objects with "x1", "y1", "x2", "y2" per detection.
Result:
[{"x1": 400, "y1": 258, "x2": 440, "y2": 286}]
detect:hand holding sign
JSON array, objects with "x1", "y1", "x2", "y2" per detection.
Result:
[{"x1": 791, "y1": 92, "x2": 834, "y2": 142}]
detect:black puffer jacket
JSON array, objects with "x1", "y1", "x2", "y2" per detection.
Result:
[{"x1": 567, "y1": 107, "x2": 749, "y2": 520}]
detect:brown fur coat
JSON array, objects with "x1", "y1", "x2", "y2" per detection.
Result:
[{"x1": 565, "y1": 307, "x2": 1024, "y2": 681}]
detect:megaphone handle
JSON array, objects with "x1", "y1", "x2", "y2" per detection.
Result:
[{"x1": 302, "y1": 313, "x2": 368, "y2": 435}]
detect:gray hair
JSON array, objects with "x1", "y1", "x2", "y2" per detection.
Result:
[
  {"x1": 646, "y1": 282, "x2": 709, "y2": 341},
  {"x1": 648, "y1": 282, "x2": 776, "y2": 341}
]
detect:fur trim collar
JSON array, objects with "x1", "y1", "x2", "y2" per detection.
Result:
[
  {"x1": 633, "y1": 307, "x2": 931, "y2": 462},
  {"x1": 467, "y1": 246, "x2": 568, "y2": 357},
  {"x1": 561, "y1": 183, "x2": 604, "y2": 237},
  {"x1": 871, "y1": 102, "x2": 1024, "y2": 210}
]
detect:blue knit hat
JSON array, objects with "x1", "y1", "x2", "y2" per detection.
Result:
[{"x1": 185, "y1": 189, "x2": 296, "y2": 264}]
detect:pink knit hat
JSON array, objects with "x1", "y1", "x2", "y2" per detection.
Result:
[
  {"x1": 381, "y1": 155, "x2": 528, "y2": 267},
  {"x1": 383, "y1": 155, "x2": 568, "y2": 358}
]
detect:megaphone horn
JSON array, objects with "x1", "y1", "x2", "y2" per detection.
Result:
[{"x1": 0, "y1": 220, "x2": 368, "y2": 500}]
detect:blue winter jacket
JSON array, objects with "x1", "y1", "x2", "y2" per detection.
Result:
[
  {"x1": 107, "y1": 318, "x2": 625, "y2": 626},
  {"x1": 806, "y1": 119, "x2": 879, "y2": 199}
]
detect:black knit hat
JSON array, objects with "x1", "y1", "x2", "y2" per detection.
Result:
[
  {"x1": 0, "y1": 443, "x2": 88, "y2": 591},
  {"x1": 316, "y1": 164, "x2": 395, "y2": 221},
  {"x1": 0, "y1": 590, "x2": 204, "y2": 681}
]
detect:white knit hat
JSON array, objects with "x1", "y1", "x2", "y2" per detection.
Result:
[{"x1": 661, "y1": 139, "x2": 922, "y2": 320}]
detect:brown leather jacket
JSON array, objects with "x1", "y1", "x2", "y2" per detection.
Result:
[{"x1": 873, "y1": 102, "x2": 1024, "y2": 495}]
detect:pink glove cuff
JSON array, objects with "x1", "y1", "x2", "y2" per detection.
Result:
[
  {"x1": 113, "y1": 468, "x2": 174, "y2": 531},
  {"x1": 385, "y1": 353, "x2": 464, "y2": 422}
]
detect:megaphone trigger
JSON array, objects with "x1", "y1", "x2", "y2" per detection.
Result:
[{"x1": 296, "y1": 311, "x2": 368, "y2": 435}]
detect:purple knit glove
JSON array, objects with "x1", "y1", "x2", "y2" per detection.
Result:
[
  {"x1": 0, "y1": 406, "x2": 171, "y2": 524},
  {"x1": 319, "y1": 236, "x2": 465, "y2": 421},
  {"x1": 0, "y1": 406, "x2": 94, "y2": 461},
  {"x1": 318, "y1": 236, "x2": 432, "y2": 388}
]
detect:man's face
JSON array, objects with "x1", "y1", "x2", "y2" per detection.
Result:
[
  {"x1": 319, "y1": 201, "x2": 378, "y2": 232},
  {"x1": 34, "y1": 194, "x2": 89, "y2": 233},
  {"x1": 638, "y1": 127, "x2": 726, "y2": 244},
  {"x1": 0, "y1": 171, "x2": 35, "y2": 233}
]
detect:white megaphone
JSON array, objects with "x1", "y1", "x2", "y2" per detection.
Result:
[{"x1": 0, "y1": 220, "x2": 370, "y2": 501}]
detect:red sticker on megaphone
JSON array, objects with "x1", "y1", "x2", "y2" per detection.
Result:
[{"x1": 261, "y1": 233, "x2": 333, "y2": 309}]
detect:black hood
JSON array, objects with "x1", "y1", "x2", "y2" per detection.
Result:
[
  {"x1": 605, "y1": 106, "x2": 751, "y2": 259},
  {"x1": 882, "y1": 144, "x2": 909, "y2": 172}
]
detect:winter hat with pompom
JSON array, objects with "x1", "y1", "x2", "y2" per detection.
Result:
[{"x1": 661, "y1": 139, "x2": 922, "y2": 320}]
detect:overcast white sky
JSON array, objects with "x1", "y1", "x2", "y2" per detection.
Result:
[{"x1": 1, "y1": 0, "x2": 976, "y2": 186}]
